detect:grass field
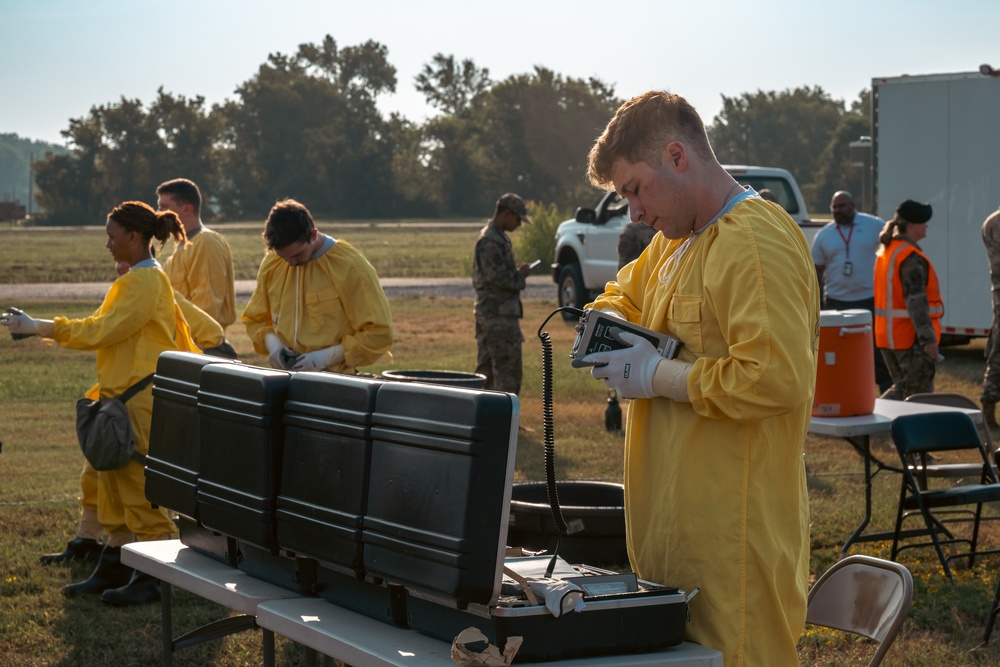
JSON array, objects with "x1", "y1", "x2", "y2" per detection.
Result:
[
  {"x1": 0, "y1": 222, "x2": 486, "y2": 283},
  {"x1": 2, "y1": 225, "x2": 1000, "y2": 665}
]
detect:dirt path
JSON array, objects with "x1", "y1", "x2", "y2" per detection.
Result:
[{"x1": 0, "y1": 276, "x2": 556, "y2": 301}]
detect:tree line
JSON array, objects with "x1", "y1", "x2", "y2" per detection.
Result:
[{"x1": 27, "y1": 35, "x2": 870, "y2": 224}]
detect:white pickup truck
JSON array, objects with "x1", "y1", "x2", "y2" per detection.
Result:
[{"x1": 551, "y1": 165, "x2": 821, "y2": 310}]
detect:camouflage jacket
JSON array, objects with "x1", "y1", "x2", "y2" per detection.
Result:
[
  {"x1": 982, "y1": 208, "x2": 1000, "y2": 284},
  {"x1": 899, "y1": 250, "x2": 937, "y2": 347},
  {"x1": 472, "y1": 222, "x2": 524, "y2": 320}
]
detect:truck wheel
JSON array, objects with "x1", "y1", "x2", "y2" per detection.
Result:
[{"x1": 557, "y1": 263, "x2": 587, "y2": 318}]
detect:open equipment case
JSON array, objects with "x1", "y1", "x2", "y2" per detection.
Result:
[
  {"x1": 144, "y1": 314, "x2": 693, "y2": 662},
  {"x1": 369, "y1": 311, "x2": 692, "y2": 662}
]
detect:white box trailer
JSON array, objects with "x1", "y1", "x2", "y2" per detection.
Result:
[{"x1": 872, "y1": 70, "x2": 1000, "y2": 342}]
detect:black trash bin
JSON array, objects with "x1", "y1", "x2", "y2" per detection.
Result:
[
  {"x1": 507, "y1": 481, "x2": 627, "y2": 565},
  {"x1": 381, "y1": 369, "x2": 487, "y2": 389}
]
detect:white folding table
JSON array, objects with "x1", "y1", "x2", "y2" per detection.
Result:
[
  {"x1": 122, "y1": 540, "x2": 301, "y2": 667},
  {"x1": 808, "y1": 397, "x2": 983, "y2": 557},
  {"x1": 125, "y1": 541, "x2": 724, "y2": 666},
  {"x1": 255, "y1": 596, "x2": 725, "y2": 667}
]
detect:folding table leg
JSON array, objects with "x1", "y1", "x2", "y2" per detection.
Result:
[
  {"x1": 161, "y1": 581, "x2": 173, "y2": 667},
  {"x1": 263, "y1": 628, "x2": 275, "y2": 667}
]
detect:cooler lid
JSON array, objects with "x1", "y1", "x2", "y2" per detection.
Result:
[{"x1": 819, "y1": 308, "x2": 872, "y2": 327}]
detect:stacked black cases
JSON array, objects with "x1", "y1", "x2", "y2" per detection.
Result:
[
  {"x1": 363, "y1": 382, "x2": 518, "y2": 605},
  {"x1": 146, "y1": 351, "x2": 236, "y2": 520},
  {"x1": 146, "y1": 351, "x2": 240, "y2": 564},
  {"x1": 277, "y1": 372, "x2": 380, "y2": 571},
  {"x1": 275, "y1": 372, "x2": 405, "y2": 622},
  {"x1": 196, "y1": 364, "x2": 290, "y2": 552}
]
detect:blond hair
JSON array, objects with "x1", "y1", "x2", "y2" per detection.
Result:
[{"x1": 587, "y1": 91, "x2": 715, "y2": 189}]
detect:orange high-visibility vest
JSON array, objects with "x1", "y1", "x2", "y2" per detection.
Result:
[{"x1": 874, "y1": 239, "x2": 943, "y2": 349}]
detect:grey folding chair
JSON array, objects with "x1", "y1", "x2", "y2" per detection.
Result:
[{"x1": 806, "y1": 555, "x2": 913, "y2": 667}]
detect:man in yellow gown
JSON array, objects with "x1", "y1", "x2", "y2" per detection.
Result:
[
  {"x1": 243, "y1": 198, "x2": 393, "y2": 374},
  {"x1": 581, "y1": 91, "x2": 820, "y2": 666}
]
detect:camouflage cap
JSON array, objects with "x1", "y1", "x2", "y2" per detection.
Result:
[{"x1": 497, "y1": 193, "x2": 531, "y2": 223}]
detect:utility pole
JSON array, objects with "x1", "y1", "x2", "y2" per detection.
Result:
[{"x1": 28, "y1": 153, "x2": 34, "y2": 217}]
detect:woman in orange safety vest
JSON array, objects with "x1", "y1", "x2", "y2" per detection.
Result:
[{"x1": 873, "y1": 199, "x2": 941, "y2": 399}]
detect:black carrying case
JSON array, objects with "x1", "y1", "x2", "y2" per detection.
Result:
[
  {"x1": 274, "y1": 372, "x2": 404, "y2": 623},
  {"x1": 146, "y1": 351, "x2": 240, "y2": 566},
  {"x1": 276, "y1": 372, "x2": 381, "y2": 572},
  {"x1": 362, "y1": 381, "x2": 689, "y2": 662},
  {"x1": 145, "y1": 351, "x2": 237, "y2": 521},
  {"x1": 196, "y1": 363, "x2": 291, "y2": 551}
]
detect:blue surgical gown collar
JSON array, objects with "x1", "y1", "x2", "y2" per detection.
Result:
[
  {"x1": 699, "y1": 186, "x2": 758, "y2": 234},
  {"x1": 131, "y1": 258, "x2": 161, "y2": 270},
  {"x1": 307, "y1": 234, "x2": 336, "y2": 262}
]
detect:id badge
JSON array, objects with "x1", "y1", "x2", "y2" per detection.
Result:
[{"x1": 843, "y1": 261, "x2": 853, "y2": 277}]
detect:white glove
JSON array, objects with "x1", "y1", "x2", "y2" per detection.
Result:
[
  {"x1": 265, "y1": 333, "x2": 297, "y2": 370},
  {"x1": 583, "y1": 331, "x2": 663, "y2": 399},
  {"x1": 2, "y1": 307, "x2": 55, "y2": 338},
  {"x1": 291, "y1": 344, "x2": 345, "y2": 372},
  {"x1": 652, "y1": 357, "x2": 694, "y2": 403}
]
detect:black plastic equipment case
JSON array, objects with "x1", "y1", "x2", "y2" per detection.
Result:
[
  {"x1": 273, "y1": 372, "x2": 404, "y2": 622},
  {"x1": 362, "y1": 381, "x2": 519, "y2": 604},
  {"x1": 145, "y1": 351, "x2": 237, "y2": 521},
  {"x1": 361, "y1": 382, "x2": 689, "y2": 662},
  {"x1": 196, "y1": 363, "x2": 291, "y2": 551},
  {"x1": 276, "y1": 372, "x2": 382, "y2": 572},
  {"x1": 406, "y1": 557, "x2": 688, "y2": 662}
]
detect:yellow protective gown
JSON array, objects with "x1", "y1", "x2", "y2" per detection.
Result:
[
  {"x1": 174, "y1": 290, "x2": 224, "y2": 349},
  {"x1": 590, "y1": 197, "x2": 819, "y2": 667},
  {"x1": 51, "y1": 263, "x2": 197, "y2": 544},
  {"x1": 243, "y1": 239, "x2": 393, "y2": 374},
  {"x1": 163, "y1": 227, "x2": 237, "y2": 330}
]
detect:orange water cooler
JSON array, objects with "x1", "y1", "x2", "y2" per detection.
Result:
[{"x1": 812, "y1": 309, "x2": 876, "y2": 417}]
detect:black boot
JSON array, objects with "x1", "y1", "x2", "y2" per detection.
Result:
[
  {"x1": 100, "y1": 569, "x2": 161, "y2": 606},
  {"x1": 40, "y1": 537, "x2": 104, "y2": 565},
  {"x1": 63, "y1": 545, "x2": 132, "y2": 597}
]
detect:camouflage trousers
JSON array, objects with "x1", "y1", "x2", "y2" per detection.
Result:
[
  {"x1": 981, "y1": 289, "x2": 1000, "y2": 403},
  {"x1": 475, "y1": 317, "x2": 524, "y2": 395},
  {"x1": 880, "y1": 344, "x2": 936, "y2": 400}
]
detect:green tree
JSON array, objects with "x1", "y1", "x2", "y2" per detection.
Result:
[
  {"x1": 413, "y1": 54, "x2": 493, "y2": 216},
  {"x1": 33, "y1": 91, "x2": 224, "y2": 223},
  {"x1": 813, "y1": 89, "x2": 873, "y2": 213},
  {"x1": 221, "y1": 36, "x2": 398, "y2": 219},
  {"x1": 416, "y1": 62, "x2": 621, "y2": 215},
  {"x1": 468, "y1": 68, "x2": 621, "y2": 210},
  {"x1": 708, "y1": 87, "x2": 845, "y2": 212},
  {"x1": 415, "y1": 54, "x2": 491, "y2": 116},
  {"x1": 147, "y1": 89, "x2": 226, "y2": 216}
]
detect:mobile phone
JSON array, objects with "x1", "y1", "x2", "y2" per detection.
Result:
[{"x1": 529, "y1": 259, "x2": 542, "y2": 270}]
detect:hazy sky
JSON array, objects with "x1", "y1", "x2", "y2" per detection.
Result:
[{"x1": 3, "y1": 0, "x2": 998, "y2": 145}]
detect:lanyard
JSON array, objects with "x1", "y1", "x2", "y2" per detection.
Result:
[{"x1": 836, "y1": 224, "x2": 854, "y2": 260}]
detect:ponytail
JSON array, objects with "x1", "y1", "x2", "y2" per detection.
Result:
[{"x1": 153, "y1": 210, "x2": 187, "y2": 250}]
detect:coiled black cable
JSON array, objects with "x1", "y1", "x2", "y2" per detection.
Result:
[{"x1": 536, "y1": 307, "x2": 585, "y2": 577}]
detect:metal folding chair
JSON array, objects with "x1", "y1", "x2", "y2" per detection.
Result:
[
  {"x1": 904, "y1": 393, "x2": 1000, "y2": 489},
  {"x1": 806, "y1": 555, "x2": 913, "y2": 667},
  {"x1": 889, "y1": 411, "x2": 1000, "y2": 580}
]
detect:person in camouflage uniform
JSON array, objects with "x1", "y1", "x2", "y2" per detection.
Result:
[
  {"x1": 473, "y1": 193, "x2": 535, "y2": 394},
  {"x1": 617, "y1": 220, "x2": 658, "y2": 270},
  {"x1": 980, "y1": 206, "x2": 1000, "y2": 426},
  {"x1": 874, "y1": 200, "x2": 941, "y2": 400}
]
